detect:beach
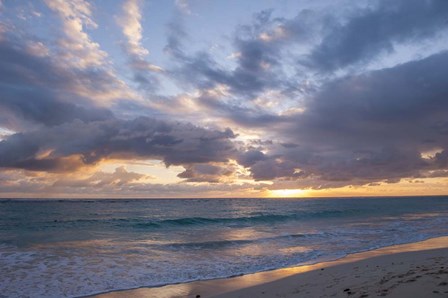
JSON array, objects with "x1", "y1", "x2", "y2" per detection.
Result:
[
  {"x1": 94, "y1": 236, "x2": 448, "y2": 298},
  {"x1": 2, "y1": 197, "x2": 448, "y2": 297},
  {"x1": 3, "y1": 0, "x2": 448, "y2": 297}
]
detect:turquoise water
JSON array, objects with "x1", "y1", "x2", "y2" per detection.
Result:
[{"x1": 1, "y1": 196, "x2": 448, "y2": 297}]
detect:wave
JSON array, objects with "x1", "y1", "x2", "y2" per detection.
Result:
[
  {"x1": 161, "y1": 232, "x2": 323, "y2": 250},
  {"x1": 131, "y1": 209, "x2": 354, "y2": 229},
  {"x1": 0, "y1": 209, "x2": 358, "y2": 231}
]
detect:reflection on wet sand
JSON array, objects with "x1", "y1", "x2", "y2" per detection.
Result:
[{"x1": 92, "y1": 236, "x2": 448, "y2": 298}]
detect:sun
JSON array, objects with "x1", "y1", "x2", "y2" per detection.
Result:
[{"x1": 268, "y1": 189, "x2": 308, "y2": 198}]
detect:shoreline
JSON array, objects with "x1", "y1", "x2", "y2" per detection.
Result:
[{"x1": 91, "y1": 236, "x2": 448, "y2": 298}]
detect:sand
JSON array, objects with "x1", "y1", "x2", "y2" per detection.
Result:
[
  {"x1": 215, "y1": 247, "x2": 448, "y2": 298},
  {"x1": 92, "y1": 236, "x2": 448, "y2": 298}
]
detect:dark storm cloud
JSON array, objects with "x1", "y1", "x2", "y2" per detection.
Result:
[
  {"x1": 435, "y1": 150, "x2": 448, "y2": 168},
  {"x1": 165, "y1": 10, "x2": 314, "y2": 98},
  {"x1": 248, "y1": 158, "x2": 300, "y2": 181},
  {"x1": 0, "y1": 28, "x2": 238, "y2": 177},
  {"x1": 161, "y1": 3, "x2": 448, "y2": 186},
  {"x1": 1, "y1": 87, "x2": 112, "y2": 127},
  {"x1": 0, "y1": 117, "x2": 237, "y2": 172},
  {"x1": 164, "y1": 19, "x2": 188, "y2": 60},
  {"x1": 177, "y1": 163, "x2": 234, "y2": 183},
  {"x1": 237, "y1": 150, "x2": 267, "y2": 167},
  {"x1": 0, "y1": 35, "x2": 116, "y2": 130},
  {"x1": 2, "y1": 0, "x2": 448, "y2": 193},
  {"x1": 242, "y1": 51, "x2": 448, "y2": 185},
  {"x1": 135, "y1": 70, "x2": 158, "y2": 85},
  {"x1": 160, "y1": 10, "x2": 317, "y2": 129},
  {"x1": 300, "y1": 51, "x2": 448, "y2": 149},
  {"x1": 308, "y1": 0, "x2": 448, "y2": 71},
  {"x1": 223, "y1": 10, "x2": 285, "y2": 96},
  {"x1": 194, "y1": 90, "x2": 285, "y2": 127}
]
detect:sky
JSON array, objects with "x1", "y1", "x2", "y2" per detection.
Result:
[{"x1": 0, "y1": 0, "x2": 448, "y2": 198}]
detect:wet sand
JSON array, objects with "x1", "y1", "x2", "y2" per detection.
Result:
[{"x1": 91, "y1": 236, "x2": 448, "y2": 298}]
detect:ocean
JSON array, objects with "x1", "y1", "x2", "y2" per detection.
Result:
[{"x1": 1, "y1": 196, "x2": 448, "y2": 297}]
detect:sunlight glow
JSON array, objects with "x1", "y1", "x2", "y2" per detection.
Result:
[{"x1": 269, "y1": 189, "x2": 308, "y2": 198}]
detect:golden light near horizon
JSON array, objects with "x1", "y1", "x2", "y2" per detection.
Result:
[
  {"x1": 269, "y1": 189, "x2": 308, "y2": 198},
  {"x1": 0, "y1": 0, "x2": 447, "y2": 200}
]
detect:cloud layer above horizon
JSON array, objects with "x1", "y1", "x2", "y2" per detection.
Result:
[{"x1": 1, "y1": 0, "x2": 448, "y2": 198}]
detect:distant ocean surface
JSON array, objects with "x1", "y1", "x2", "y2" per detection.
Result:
[{"x1": 1, "y1": 196, "x2": 448, "y2": 297}]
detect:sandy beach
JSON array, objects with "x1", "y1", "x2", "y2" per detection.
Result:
[
  {"x1": 3, "y1": 0, "x2": 448, "y2": 296},
  {"x1": 216, "y1": 245, "x2": 448, "y2": 298},
  {"x1": 93, "y1": 236, "x2": 448, "y2": 298}
]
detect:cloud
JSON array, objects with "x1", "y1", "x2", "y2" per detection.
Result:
[
  {"x1": 44, "y1": 0, "x2": 107, "y2": 68},
  {"x1": 117, "y1": 0, "x2": 163, "y2": 90},
  {"x1": 175, "y1": 0, "x2": 191, "y2": 15},
  {"x1": 237, "y1": 150, "x2": 266, "y2": 167},
  {"x1": 0, "y1": 36, "x2": 114, "y2": 130},
  {"x1": 0, "y1": 117, "x2": 237, "y2": 172},
  {"x1": 117, "y1": 0, "x2": 148, "y2": 58},
  {"x1": 42, "y1": 0, "x2": 135, "y2": 103},
  {"x1": 307, "y1": 0, "x2": 448, "y2": 72},
  {"x1": 158, "y1": 10, "x2": 317, "y2": 128},
  {"x1": 0, "y1": 17, "x2": 150, "y2": 132},
  {"x1": 164, "y1": 17, "x2": 189, "y2": 60},
  {"x1": 166, "y1": 10, "x2": 294, "y2": 97},
  {"x1": 177, "y1": 163, "x2": 235, "y2": 183},
  {"x1": 2, "y1": 0, "x2": 448, "y2": 196},
  {"x1": 53, "y1": 166, "x2": 149, "y2": 188},
  {"x1": 248, "y1": 158, "x2": 299, "y2": 181},
  {"x1": 158, "y1": 8, "x2": 326, "y2": 130},
  {"x1": 242, "y1": 51, "x2": 448, "y2": 186},
  {"x1": 193, "y1": 88, "x2": 287, "y2": 127},
  {"x1": 0, "y1": 167, "x2": 265, "y2": 198},
  {"x1": 298, "y1": 51, "x2": 448, "y2": 150}
]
